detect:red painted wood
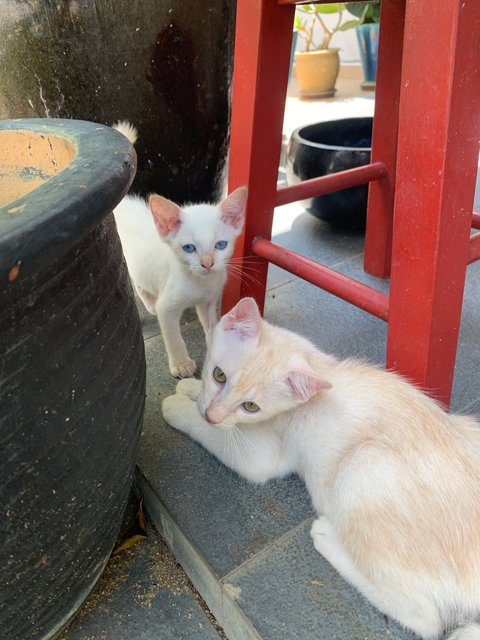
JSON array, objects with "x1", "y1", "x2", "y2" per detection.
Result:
[
  {"x1": 252, "y1": 238, "x2": 390, "y2": 320},
  {"x1": 468, "y1": 233, "x2": 480, "y2": 264},
  {"x1": 221, "y1": 0, "x2": 295, "y2": 315},
  {"x1": 225, "y1": 0, "x2": 480, "y2": 411},
  {"x1": 386, "y1": 0, "x2": 480, "y2": 408},
  {"x1": 275, "y1": 162, "x2": 386, "y2": 207},
  {"x1": 363, "y1": 0, "x2": 406, "y2": 278}
]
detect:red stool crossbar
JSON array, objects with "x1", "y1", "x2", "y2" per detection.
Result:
[{"x1": 223, "y1": 0, "x2": 480, "y2": 409}]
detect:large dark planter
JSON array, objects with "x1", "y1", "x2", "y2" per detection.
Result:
[
  {"x1": 286, "y1": 117, "x2": 373, "y2": 231},
  {"x1": 0, "y1": 119, "x2": 146, "y2": 639},
  {"x1": 0, "y1": 0, "x2": 235, "y2": 203}
]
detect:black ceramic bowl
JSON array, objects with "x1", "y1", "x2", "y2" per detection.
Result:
[{"x1": 286, "y1": 117, "x2": 373, "y2": 231}]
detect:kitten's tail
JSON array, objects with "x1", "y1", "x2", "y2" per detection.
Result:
[
  {"x1": 448, "y1": 623, "x2": 480, "y2": 640},
  {"x1": 112, "y1": 120, "x2": 138, "y2": 145}
]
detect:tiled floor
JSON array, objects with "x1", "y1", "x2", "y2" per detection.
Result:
[{"x1": 63, "y1": 74, "x2": 480, "y2": 639}]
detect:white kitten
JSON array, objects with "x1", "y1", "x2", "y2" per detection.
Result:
[
  {"x1": 112, "y1": 122, "x2": 247, "y2": 378},
  {"x1": 163, "y1": 297, "x2": 480, "y2": 640}
]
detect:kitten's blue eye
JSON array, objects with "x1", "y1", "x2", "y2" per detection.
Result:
[
  {"x1": 182, "y1": 244, "x2": 196, "y2": 253},
  {"x1": 215, "y1": 240, "x2": 228, "y2": 250}
]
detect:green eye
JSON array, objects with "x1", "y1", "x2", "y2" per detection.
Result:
[
  {"x1": 242, "y1": 401, "x2": 260, "y2": 413},
  {"x1": 213, "y1": 366, "x2": 226, "y2": 384}
]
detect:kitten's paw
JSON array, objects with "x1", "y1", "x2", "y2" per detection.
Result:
[
  {"x1": 170, "y1": 358, "x2": 196, "y2": 378},
  {"x1": 162, "y1": 394, "x2": 191, "y2": 433},
  {"x1": 176, "y1": 378, "x2": 202, "y2": 400},
  {"x1": 310, "y1": 516, "x2": 335, "y2": 555}
]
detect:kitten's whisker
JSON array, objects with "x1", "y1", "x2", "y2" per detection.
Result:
[
  {"x1": 230, "y1": 264, "x2": 262, "y2": 275},
  {"x1": 232, "y1": 424, "x2": 256, "y2": 454},
  {"x1": 227, "y1": 263, "x2": 261, "y2": 272},
  {"x1": 228, "y1": 256, "x2": 262, "y2": 265},
  {"x1": 230, "y1": 427, "x2": 246, "y2": 471},
  {"x1": 227, "y1": 265, "x2": 263, "y2": 288}
]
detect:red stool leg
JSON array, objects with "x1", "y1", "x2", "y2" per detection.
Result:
[
  {"x1": 386, "y1": 0, "x2": 480, "y2": 408},
  {"x1": 221, "y1": 0, "x2": 295, "y2": 314},
  {"x1": 363, "y1": 0, "x2": 406, "y2": 278}
]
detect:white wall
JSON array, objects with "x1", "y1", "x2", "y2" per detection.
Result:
[{"x1": 294, "y1": 9, "x2": 360, "y2": 63}]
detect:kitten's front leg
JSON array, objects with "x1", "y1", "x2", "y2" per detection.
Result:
[
  {"x1": 156, "y1": 302, "x2": 196, "y2": 378},
  {"x1": 195, "y1": 300, "x2": 218, "y2": 342},
  {"x1": 134, "y1": 284, "x2": 157, "y2": 316},
  {"x1": 311, "y1": 517, "x2": 372, "y2": 591},
  {"x1": 162, "y1": 393, "x2": 288, "y2": 483}
]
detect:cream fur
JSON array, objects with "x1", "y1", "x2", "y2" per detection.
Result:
[
  {"x1": 113, "y1": 120, "x2": 138, "y2": 145},
  {"x1": 162, "y1": 298, "x2": 480, "y2": 639},
  {"x1": 112, "y1": 122, "x2": 246, "y2": 377}
]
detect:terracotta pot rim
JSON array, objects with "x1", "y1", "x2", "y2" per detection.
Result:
[
  {"x1": 0, "y1": 118, "x2": 136, "y2": 285},
  {"x1": 295, "y1": 48, "x2": 340, "y2": 57}
]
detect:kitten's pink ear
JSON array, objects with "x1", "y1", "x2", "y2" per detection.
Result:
[
  {"x1": 285, "y1": 370, "x2": 331, "y2": 403},
  {"x1": 221, "y1": 297, "x2": 261, "y2": 341},
  {"x1": 149, "y1": 194, "x2": 181, "y2": 237},
  {"x1": 220, "y1": 186, "x2": 247, "y2": 230}
]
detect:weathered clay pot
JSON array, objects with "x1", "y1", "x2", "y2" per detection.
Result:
[
  {"x1": 0, "y1": 0, "x2": 235, "y2": 203},
  {"x1": 0, "y1": 118, "x2": 146, "y2": 639}
]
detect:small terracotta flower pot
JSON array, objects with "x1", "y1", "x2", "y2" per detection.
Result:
[{"x1": 294, "y1": 48, "x2": 340, "y2": 99}]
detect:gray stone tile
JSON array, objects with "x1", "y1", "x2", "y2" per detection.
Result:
[
  {"x1": 60, "y1": 511, "x2": 221, "y2": 640},
  {"x1": 138, "y1": 331, "x2": 314, "y2": 579},
  {"x1": 224, "y1": 519, "x2": 415, "y2": 640}
]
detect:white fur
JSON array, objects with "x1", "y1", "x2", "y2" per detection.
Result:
[
  {"x1": 112, "y1": 120, "x2": 138, "y2": 145},
  {"x1": 162, "y1": 298, "x2": 480, "y2": 638},
  {"x1": 114, "y1": 189, "x2": 246, "y2": 377}
]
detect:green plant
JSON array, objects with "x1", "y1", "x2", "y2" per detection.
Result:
[
  {"x1": 295, "y1": 3, "x2": 359, "y2": 51},
  {"x1": 345, "y1": 1, "x2": 381, "y2": 24}
]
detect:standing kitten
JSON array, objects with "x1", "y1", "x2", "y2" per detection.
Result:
[
  {"x1": 162, "y1": 297, "x2": 480, "y2": 640},
  {"x1": 112, "y1": 122, "x2": 247, "y2": 378}
]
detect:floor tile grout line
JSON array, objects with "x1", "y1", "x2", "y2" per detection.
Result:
[
  {"x1": 135, "y1": 468, "x2": 265, "y2": 640},
  {"x1": 137, "y1": 464, "x2": 316, "y2": 590},
  {"x1": 221, "y1": 515, "x2": 316, "y2": 584}
]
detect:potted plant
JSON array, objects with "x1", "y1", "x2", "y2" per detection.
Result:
[
  {"x1": 294, "y1": 3, "x2": 359, "y2": 99},
  {"x1": 346, "y1": 1, "x2": 381, "y2": 90}
]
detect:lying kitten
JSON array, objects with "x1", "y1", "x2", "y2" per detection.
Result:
[
  {"x1": 162, "y1": 297, "x2": 480, "y2": 640},
  {"x1": 112, "y1": 122, "x2": 247, "y2": 378}
]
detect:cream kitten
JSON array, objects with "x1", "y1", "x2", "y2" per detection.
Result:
[
  {"x1": 162, "y1": 297, "x2": 480, "y2": 640},
  {"x1": 112, "y1": 122, "x2": 247, "y2": 378}
]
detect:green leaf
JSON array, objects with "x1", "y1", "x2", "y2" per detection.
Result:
[
  {"x1": 345, "y1": 2, "x2": 366, "y2": 18},
  {"x1": 315, "y1": 4, "x2": 343, "y2": 14},
  {"x1": 297, "y1": 4, "x2": 315, "y2": 13},
  {"x1": 338, "y1": 18, "x2": 359, "y2": 31},
  {"x1": 345, "y1": 1, "x2": 380, "y2": 24}
]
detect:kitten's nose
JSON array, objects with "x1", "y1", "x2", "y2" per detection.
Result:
[
  {"x1": 201, "y1": 255, "x2": 214, "y2": 271},
  {"x1": 205, "y1": 408, "x2": 218, "y2": 424}
]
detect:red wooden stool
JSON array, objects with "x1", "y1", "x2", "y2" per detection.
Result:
[{"x1": 222, "y1": 0, "x2": 480, "y2": 409}]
